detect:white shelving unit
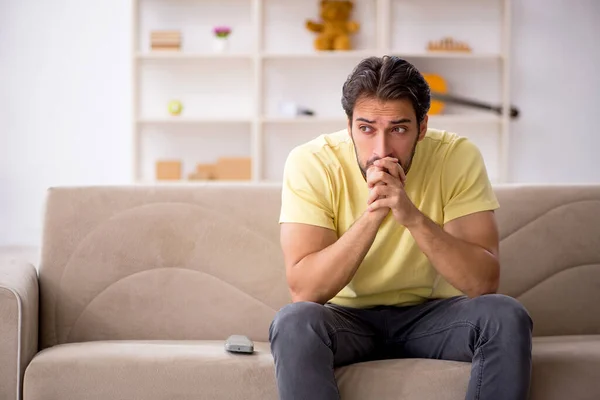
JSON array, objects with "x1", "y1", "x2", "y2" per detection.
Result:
[{"x1": 132, "y1": 0, "x2": 512, "y2": 183}]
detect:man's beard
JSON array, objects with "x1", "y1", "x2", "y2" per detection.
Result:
[{"x1": 350, "y1": 128, "x2": 420, "y2": 181}]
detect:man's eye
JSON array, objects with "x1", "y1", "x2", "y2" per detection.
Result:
[
  {"x1": 359, "y1": 126, "x2": 373, "y2": 133},
  {"x1": 392, "y1": 127, "x2": 407, "y2": 133}
]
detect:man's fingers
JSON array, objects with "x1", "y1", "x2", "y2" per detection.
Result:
[
  {"x1": 367, "y1": 190, "x2": 379, "y2": 205},
  {"x1": 374, "y1": 158, "x2": 405, "y2": 184},
  {"x1": 373, "y1": 158, "x2": 399, "y2": 179},
  {"x1": 366, "y1": 166, "x2": 381, "y2": 189},
  {"x1": 369, "y1": 197, "x2": 392, "y2": 212},
  {"x1": 367, "y1": 168, "x2": 394, "y2": 188},
  {"x1": 367, "y1": 184, "x2": 389, "y2": 205},
  {"x1": 398, "y1": 164, "x2": 406, "y2": 184}
]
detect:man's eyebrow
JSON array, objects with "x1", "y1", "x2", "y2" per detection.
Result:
[
  {"x1": 389, "y1": 118, "x2": 411, "y2": 124},
  {"x1": 355, "y1": 117, "x2": 412, "y2": 124}
]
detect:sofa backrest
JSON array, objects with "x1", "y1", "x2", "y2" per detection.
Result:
[
  {"x1": 38, "y1": 184, "x2": 289, "y2": 349},
  {"x1": 493, "y1": 184, "x2": 600, "y2": 337},
  {"x1": 38, "y1": 184, "x2": 600, "y2": 349}
]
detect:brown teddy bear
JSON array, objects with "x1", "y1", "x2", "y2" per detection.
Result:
[{"x1": 306, "y1": 0, "x2": 360, "y2": 51}]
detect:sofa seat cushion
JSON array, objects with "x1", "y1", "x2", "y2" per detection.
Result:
[
  {"x1": 24, "y1": 340, "x2": 278, "y2": 400},
  {"x1": 335, "y1": 358, "x2": 470, "y2": 399},
  {"x1": 23, "y1": 340, "x2": 471, "y2": 400},
  {"x1": 531, "y1": 335, "x2": 600, "y2": 400},
  {"x1": 23, "y1": 336, "x2": 600, "y2": 400}
]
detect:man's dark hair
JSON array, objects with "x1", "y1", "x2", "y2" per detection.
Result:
[{"x1": 341, "y1": 56, "x2": 431, "y2": 123}]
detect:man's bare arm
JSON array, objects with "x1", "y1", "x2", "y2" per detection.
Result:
[
  {"x1": 281, "y1": 210, "x2": 386, "y2": 304},
  {"x1": 406, "y1": 210, "x2": 500, "y2": 297},
  {"x1": 367, "y1": 158, "x2": 500, "y2": 298}
]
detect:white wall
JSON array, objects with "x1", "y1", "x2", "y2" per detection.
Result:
[
  {"x1": 1, "y1": 0, "x2": 599, "y2": 247},
  {"x1": 0, "y1": 0, "x2": 132, "y2": 245},
  {"x1": 509, "y1": 0, "x2": 600, "y2": 183}
]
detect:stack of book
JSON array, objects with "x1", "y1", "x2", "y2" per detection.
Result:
[
  {"x1": 150, "y1": 31, "x2": 181, "y2": 51},
  {"x1": 427, "y1": 37, "x2": 471, "y2": 53}
]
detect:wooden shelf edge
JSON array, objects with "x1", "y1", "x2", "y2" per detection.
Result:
[
  {"x1": 136, "y1": 115, "x2": 499, "y2": 126},
  {"x1": 428, "y1": 114, "x2": 502, "y2": 123},
  {"x1": 390, "y1": 51, "x2": 503, "y2": 60},
  {"x1": 136, "y1": 52, "x2": 254, "y2": 60},
  {"x1": 137, "y1": 118, "x2": 253, "y2": 124},
  {"x1": 262, "y1": 115, "x2": 501, "y2": 125},
  {"x1": 134, "y1": 51, "x2": 503, "y2": 62},
  {"x1": 261, "y1": 50, "x2": 380, "y2": 59},
  {"x1": 261, "y1": 117, "x2": 347, "y2": 124}
]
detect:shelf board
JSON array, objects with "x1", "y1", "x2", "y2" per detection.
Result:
[
  {"x1": 137, "y1": 117, "x2": 252, "y2": 124},
  {"x1": 261, "y1": 50, "x2": 380, "y2": 60},
  {"x1": 136, "y1": 52, "x2": 253, "y2": 61},
  {"x1": 135, "y1": 51, "x2": 501, "y2": 62},
  {"x1": 262, "y1": 115, "x2": 500, "y2": 125},
  {"x1": 428, "y1": 114, "x2": 502, "y2": 124},
  {"x1": 136, "y1": 116, "x2": 499, "y2": 126},
  {"x1": 391, "y1": 51, "x2": 503, "y2": 60},
  {"x1": 262, "y1": 116, "x2": 347, "y2": 124},
  {"x1": 135, "y1": 180, "x2": 259, "y2": 186},
  {"x1": 261, "y1": 51, "x2": 501, "y2": 61}
]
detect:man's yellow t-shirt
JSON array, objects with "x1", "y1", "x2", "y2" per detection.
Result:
[{"x1": 279, "y1": 128, "x2": 500, "y2": 309}]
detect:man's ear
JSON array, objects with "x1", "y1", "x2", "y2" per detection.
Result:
[{"x1": 418, "y1": 115, "x2": 428, "y2": 141}]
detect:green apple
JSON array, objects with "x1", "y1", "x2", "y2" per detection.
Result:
[{"x1": 168, "y1": 100, "x2": 183, "y2": 116}]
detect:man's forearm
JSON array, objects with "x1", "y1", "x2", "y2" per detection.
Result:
[
  {"x1": 290, "y1": 211, "x2": 384, "y2": 304},
  {"x1": 407, "y1": 213, "x2": 499, "y2": 297}
]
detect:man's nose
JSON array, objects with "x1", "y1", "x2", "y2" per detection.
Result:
[{"x1": 374, "y1": 134, "x2": 393, "y2": 158}]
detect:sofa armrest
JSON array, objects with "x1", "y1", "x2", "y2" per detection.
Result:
[{"x1": 0, "y1": 261, "x2": 39, "y2": 400}]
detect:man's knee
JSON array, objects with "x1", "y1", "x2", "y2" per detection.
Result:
[
  {"x1": 269, "y1": 301, "x2": 329, "y2": 343},
  {"x1": 470, "y1": 294, "x2": 533, "y2": 335}
]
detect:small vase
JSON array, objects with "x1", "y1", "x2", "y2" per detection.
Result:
[{"x1": 213, "y1": 38, "x2": 229, "y2": 53}]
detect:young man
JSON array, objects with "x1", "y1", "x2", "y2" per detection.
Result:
[{"x1": 269, "y1": 56, "x2": 533, "y2": 400}]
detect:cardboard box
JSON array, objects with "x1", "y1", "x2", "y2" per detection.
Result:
[
  {"x1": 215, "y1": 157, "x2": 252, "y2": 180},
  {"x1": 188, "y1": 163, "x2": 216, "y2": 180},
  {"x1": 156, "y1": 160, "x2": 182, "y2": 180}
]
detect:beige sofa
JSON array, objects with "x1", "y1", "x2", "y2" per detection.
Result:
[{"x1": 1, "y1": 183, "x2": 600, "y2": 400}]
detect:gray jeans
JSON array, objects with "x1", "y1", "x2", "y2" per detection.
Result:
[{"x1": 269, "y1": 294, "x2": 533, "y2": 400}]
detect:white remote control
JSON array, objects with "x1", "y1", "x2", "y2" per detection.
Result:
[{"x1": 225, "y1": 335, "x2": 254, "y2": 354}]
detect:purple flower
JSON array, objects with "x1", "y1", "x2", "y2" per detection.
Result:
[{"x1": 213, "y1": 26, "x2": 231, "y2": 38}]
